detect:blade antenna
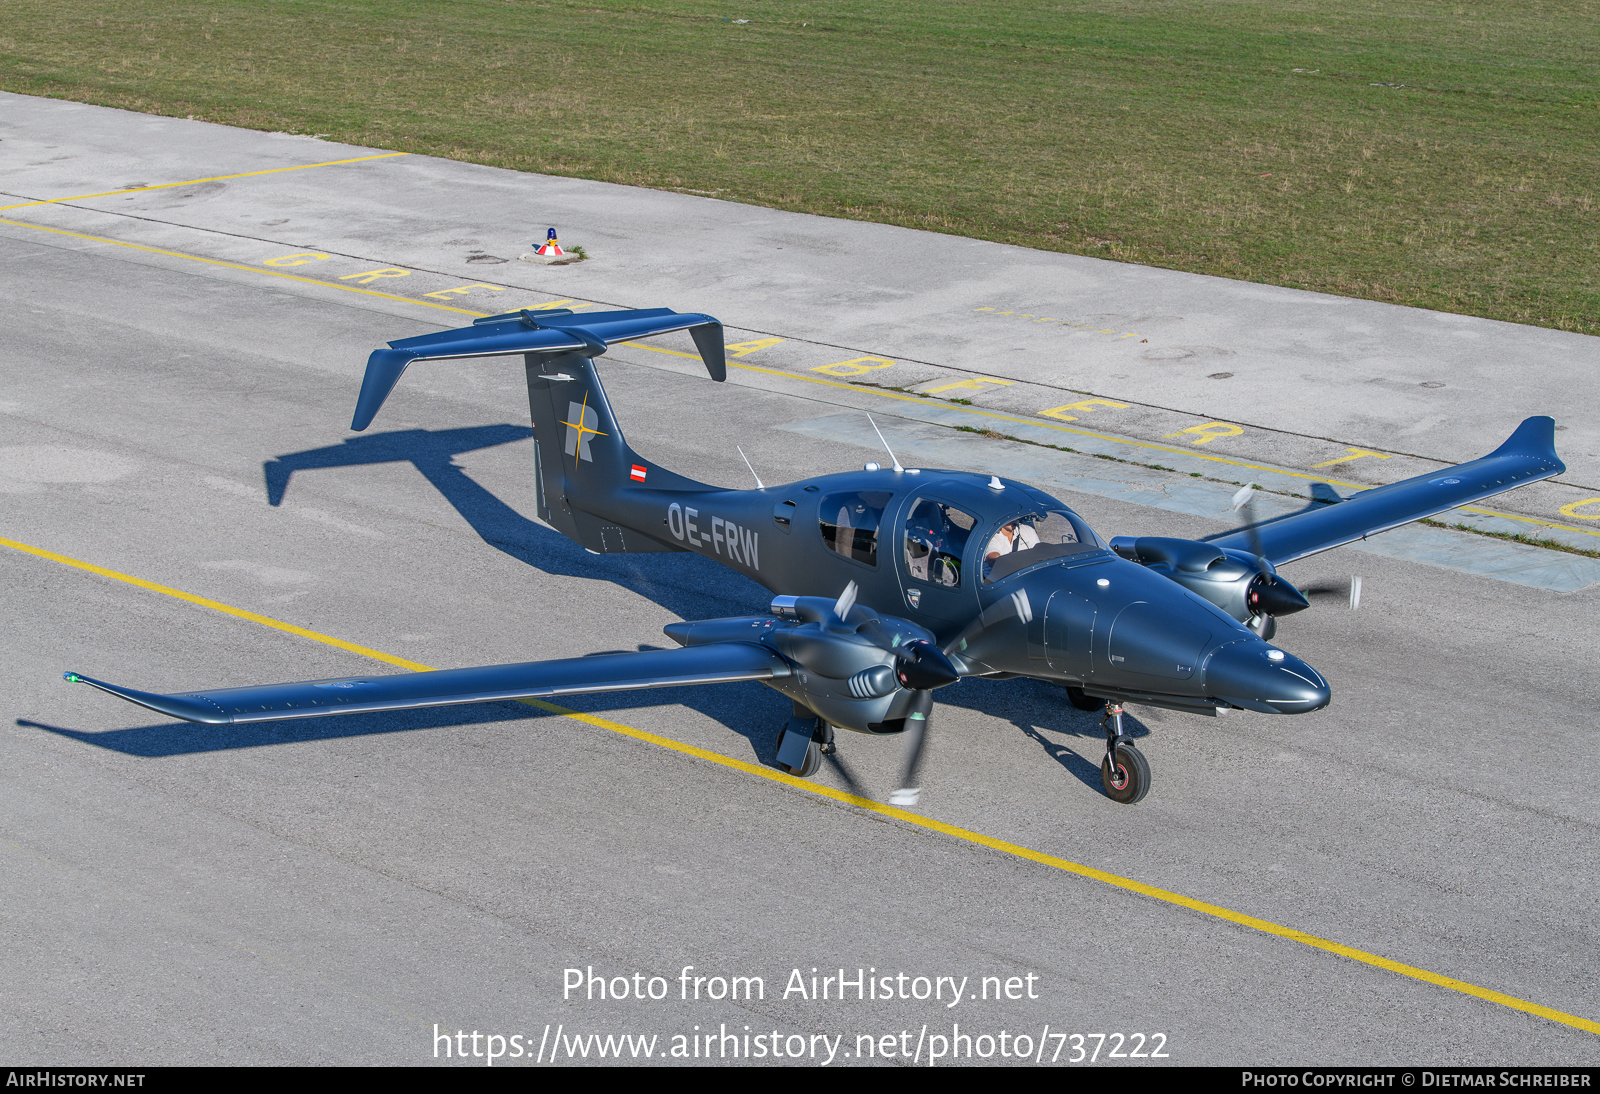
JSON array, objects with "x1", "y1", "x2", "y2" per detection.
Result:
[
  {"x1": 866, "y1": 414, "x2": 904, "y2": 473},
  {"x1": 736, "y1": 445, "x2": 765, "y2": 489}
]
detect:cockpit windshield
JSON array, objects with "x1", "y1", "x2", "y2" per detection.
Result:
[{"x1": 981, "y1": 509, "x2": 1106, "y2": 583}]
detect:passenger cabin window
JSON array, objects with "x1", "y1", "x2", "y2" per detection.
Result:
[
  {"x1": 982, "y1": 510, "x2": 1104, "y2": 583},
  {"x1": 903, "y1": 499, "x2": 977, "y2": 588},
  {"x1": 819, "y1": 491, "x2": 892, "y2": 566}
]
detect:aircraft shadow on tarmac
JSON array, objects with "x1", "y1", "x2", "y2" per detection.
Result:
[
  {"x1": 21, "y1": 678, "x2": 1143, "y2": 798},
  {"x1": 24, "y1": 425, "x2": 1146, "y2": 798},
  {"x1": 261, "y1": 425, "x2": 768, "y2": 624},
  {"x1": 936, "y1": 680, "x2": 1152, "y2": 793}
]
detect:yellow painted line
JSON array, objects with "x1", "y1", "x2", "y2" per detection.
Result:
[
  {"x1": 0, "y1": 152, "x2": 410, "y2": 212},
  {"x1": 10, "y1": 533, "x2": 1598, "y2": 1038},
  {"x1": 0, "y1": 218, "x2": 486, "y2": 318},
  {"x1": 2, "y1": 206, "x2": 1583, "y2": 543},
  {"x1": 0, "y1": 536, "x2": 429, "y2": 672},
  {"x1": 714, "y1": 360, "x2": 1600, "y2": 542},
  {"x1": 1453, "y1": 507, "x2": 1600, "y2": 538},
  {"x1": 632, "y1": 343, "x2": 702, "y2": 360}
]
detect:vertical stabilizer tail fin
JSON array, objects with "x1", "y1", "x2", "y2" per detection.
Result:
[{"x1": 348, "y1": 307, "x2": 727, "y2": 554}]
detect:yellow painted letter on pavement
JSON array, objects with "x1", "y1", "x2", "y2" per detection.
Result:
[
  {"x1": 1165, "y1": 422, "x2": 1244, "y2": 445},
  {"x1": 812, "y1": 356, "x2": 894, "y2": 377},
  {"x1": 1558, "y1": 497, "x2": 1600, "y2": 521},
  {"x1": 726, "y1": 338, "x2": 785, "y2": 357},
  {"x1": 339, "y1": 268, "x2": 411, "y2": 284},
  {"x1": 423, "y1": 283, "x2": 508, "y2": 300},
  {"x1": 1039, "y1": 398, "x2": 1131, "y2": 422},
  {"x1": 1312, "y1": 448, "x2": 1392, "y2": 468},
  {"x1": 922, "y1": 377, "x2": 1013, "y2": 396},
  {"x1": 262, "y1": 252, "x2": 330, "y2": 267}
]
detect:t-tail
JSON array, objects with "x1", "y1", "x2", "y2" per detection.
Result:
[{"x1": 351, "y1": 306, "x2": 733, "y2": 556}]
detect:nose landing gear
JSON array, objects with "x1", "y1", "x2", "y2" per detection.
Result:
[{"x1": 1099, "y1": 702, "x2": 1150, "y2": 804}]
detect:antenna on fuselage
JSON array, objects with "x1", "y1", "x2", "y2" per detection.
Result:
[
  {"x1": 866, "y1": 414, "x2": 904, "y2": 473},
  {"x1": 736, "y1": 445, "x2": 765, "y2": 489}
]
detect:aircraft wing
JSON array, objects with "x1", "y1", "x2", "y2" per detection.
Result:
[
  {"x1": 65, "y1": 643, "x2": 789, "y2": 726},
  {"x1": 1206, "y1": 417, "x2": 1565, "y2": 566}
]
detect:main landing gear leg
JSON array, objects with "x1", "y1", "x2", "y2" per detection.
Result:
[{"x1": 1100, "y1": 702, "x2": 1151, "y2": 804}]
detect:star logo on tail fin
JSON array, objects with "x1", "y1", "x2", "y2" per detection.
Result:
[{"x1": 561, "y1": 393, "x2": 607, "y2": 462}]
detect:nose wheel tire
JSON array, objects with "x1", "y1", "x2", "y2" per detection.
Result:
[{"x1": 1101, "y1": 742, "x2": 1151, "y2": 804}]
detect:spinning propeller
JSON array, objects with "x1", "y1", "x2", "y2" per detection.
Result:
[
  {"x1": 890, "y1": 587, "x2": 1033, "y2": 808},
  {"x1": 1299, "y1": 575, "x2": 1363, "y2": 611},
  {"x1": 1227, "y1": 483, "x2": 1366, "y2": 637},
  {"x1": 786, "y1": 581, "x2": 1032, "y2": 808}
]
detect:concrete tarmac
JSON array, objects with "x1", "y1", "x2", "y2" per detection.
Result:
[{"x1": 1, "y1": 94, "x2": 1597, "y2": 1066}]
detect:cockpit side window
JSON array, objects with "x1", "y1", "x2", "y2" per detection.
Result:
[
  {"x1": 983, "y1": 509, "x2": 1105, "y2": 583},
  {"x1": 819, "y1": 491, "x2": 893, "y2": 566},
  {"x1": 903, "y1": 499, "x2": 976, "y2": 588}
]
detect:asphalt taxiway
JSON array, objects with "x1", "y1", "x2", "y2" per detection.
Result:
[{"x1": 1, "y1": 94, "x2": 1597, "y2": 1066}]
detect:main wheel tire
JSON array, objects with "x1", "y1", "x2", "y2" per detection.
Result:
[
  {"x1": 1064, "y1": 685, "x2": 1103, "y2": 712},
  {"x1": 776, "y1": 724, "x2": 824, "y2": 778},
  {"x1": 795, "y1": 741, "x2": 823, "y2": 778},
  {"x1": 1101, "y1": 743, "x2": 1151, "y2": 804}
]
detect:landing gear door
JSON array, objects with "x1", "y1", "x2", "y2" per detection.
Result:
[
  {"x1": 897, "y1": 497, "x2": 980, "y2": 630},
  {"x1": 1044, "y1": 590, "x2": 1097, "y2": 680}
]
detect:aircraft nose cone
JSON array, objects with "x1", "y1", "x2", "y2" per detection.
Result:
[{"x1": 1203, "y1": 641, "x2": 1330, "y2": 714}]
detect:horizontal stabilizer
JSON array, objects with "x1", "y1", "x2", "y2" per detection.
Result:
[
  {"x1": 352, "y1": 307, "x2": 724, "y2": 431},
  {"x1": 1207, "y1": 417, "x2": 1565, "y2": 566},
  {"x1": 65, "y1": 643, "x2": 787, "y2": 725}
]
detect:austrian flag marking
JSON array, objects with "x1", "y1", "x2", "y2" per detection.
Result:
[{"x1": 630, "y1": 464, "x2": 648, "y2": 482}]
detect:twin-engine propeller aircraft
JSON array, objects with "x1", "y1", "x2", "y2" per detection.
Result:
[{"x1": 67, "y1": 307, "x2": 1566, "y2": 805}]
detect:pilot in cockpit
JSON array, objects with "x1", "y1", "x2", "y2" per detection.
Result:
[{"x1": 984, "y1": 518, "x2": 1041, "y2": 579}]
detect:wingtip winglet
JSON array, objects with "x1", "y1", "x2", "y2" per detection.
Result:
[{"x1": 1490, "y1": 415, "x2": 1562, "y2": 469}]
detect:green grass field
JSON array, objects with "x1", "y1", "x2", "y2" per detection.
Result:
[{"x1": 1, "y1": 1, "x2": 1595, "y2": 332}]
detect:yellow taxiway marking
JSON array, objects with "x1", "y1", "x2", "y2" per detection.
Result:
[
  {"x1": 8, "y1": 532, "x2": 1597, "y2": 1038},
  {"x1": 0, "y1": 207, "x2": 1584, "y2": 544},
  {"x1": 1, "y1": 536, "x2": 428, "y2": 672},
  {"x1": 717, "y1": 359, "x2": 1600, "y2": 543},
  {"x1": 0, "y1": 152, "x2": 410, "y2": 212},
  {"x1": 0, "y1": 217, "x2": 485, "y2": 318}
]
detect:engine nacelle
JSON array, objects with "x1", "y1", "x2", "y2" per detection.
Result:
[
  {"x1": 1109, "y1": 536, "x2": 1307, "y2": 624},
  {"x1": 664, "y1": 606, "x2": 933, "y2": 734}
]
